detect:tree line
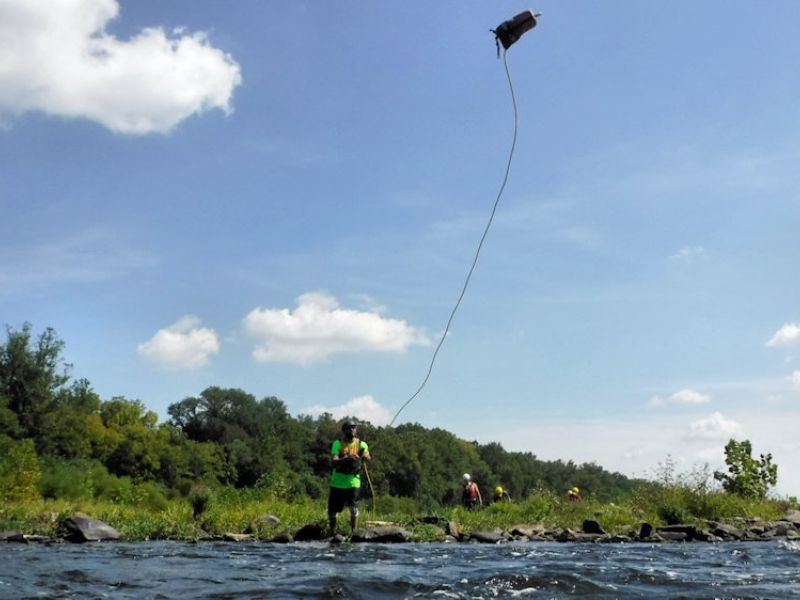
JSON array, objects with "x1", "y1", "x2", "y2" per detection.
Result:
[{"x1": 0, "y1": 323, "x2": 663, "y2": 506}]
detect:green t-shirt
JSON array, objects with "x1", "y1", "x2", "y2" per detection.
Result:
[{"x1": 330, "y1": 438, "x2": 369, "y2": 489}]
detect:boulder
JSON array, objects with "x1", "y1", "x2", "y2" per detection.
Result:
[
  {"x1": 761, "y1": 522, "x2": 792, "y2": 538},
  {"x1": 638, "y1": 523, "x2": 654, "y2": 539},
  {"x1": 582, "y1": 519, "x2": 606, "y2": 535},
  {"x1": 270, "y1": 532, "x2": 293, "y2": 544},
  {"x1": 62, "y1": 515, "x2": 121, "y2": 542},
  {"x1": 0, "y1": 530, "x2": 26, "y2": 543},
  {"x1": 555, "y1": 528, "x2": 579, "y2": 542},
  {"x1": 781, "y1": 510, "x2": 800, "y2": 528},
  {"x1": 247, "y1": 514, "x2": 281, "y2": 534},
  {"x1": 710, "y1": 522, "x2": 744, "y2": 540},
  {"x1": 657, "y1": 524, "x2": 699, "y2": 540},
  {"x1": 351, "y1": 526, "x2": 412, "y2": 543},
  {"x1": 293, "y1": 524, "x2": 327, "y2": 542},
  {"x1": 468, "y1": 529, "x2": 507, "y2": 544},
  {"x1": 510, "y1": 524, "x2": 544, "y2": 538},
  {"x1": 656, "y1": 531, "x2": 688, "y2": 542}
]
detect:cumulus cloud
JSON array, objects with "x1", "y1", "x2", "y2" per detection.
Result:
[
  {"x1": 302, "y1": 394, "x2": 392, "y2": 426},
  {"x1": 668, "y1": 245, "x2": 706, "y2": 263},
  {"x1": 648, "y1": 388, "x2": 710, "y2": 408},
  {"x1": 0, "y1": 0, "x2": 241, "y2": 134},
  {"x1": 684, "y1": 412, "x2": 742, "y2": 441},
  {"x1": 243, "y1": 292, "x2": 428, "y2": 365},
  {"x1": 138, "y1": 316, "x2": 219, "y2": 369},
  {"x1": 766, "y1": 323, "x2": 800, "y2": 348}
]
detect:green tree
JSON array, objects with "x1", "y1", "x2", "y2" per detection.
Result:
[
  {"x1": 713, "y1": 438, "x2": 778, "y2": 498},
  {"x1": 0, "y1": 323, "x2": 71, "y2": 440}
]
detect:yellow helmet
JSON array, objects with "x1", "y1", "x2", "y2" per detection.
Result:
[
  {"x1": 571, "y1": 487, "x2": 579, "y2": 493},
  {"x1": 495, "y1": 486, "x2": 503, "y2": 495}
]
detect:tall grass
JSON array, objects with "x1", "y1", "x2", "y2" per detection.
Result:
[{"x1": 1, "y1": 480, "x2": 794, "y2": 541}]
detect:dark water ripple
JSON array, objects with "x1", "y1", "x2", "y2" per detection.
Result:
[{"x1": 1, "y1": 539, "x2": 798, "y2": 599}]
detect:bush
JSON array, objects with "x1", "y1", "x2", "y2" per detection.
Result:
[
  {"x1": 188, "y1": 484, "x2": 213, "y2": 518},
  {"x1": 0, "y1": 436, "x2": 41, "y2": 502}
]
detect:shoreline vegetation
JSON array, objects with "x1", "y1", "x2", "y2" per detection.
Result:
[
  {"x1": 2, "y1": 324, "x2": 798, "y2": 546},
  {"x1": 2, "y1": 488, "x2": 799, "y2": 544}
]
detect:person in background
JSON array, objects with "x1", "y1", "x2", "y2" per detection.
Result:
[
  {"x1": 493, "y1": 485, "x2": 511, "y2": 503},
  {"x1": 567, "y1": 486, "x2": 582, "y2": 502},
  {"x1": 461, "y1": 473, "x2": 482, "y2": 509},
  {"x1": 328, "y1": 419, "x2": 370, "y2": 536}
]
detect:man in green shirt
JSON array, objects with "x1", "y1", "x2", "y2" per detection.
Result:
[{"x1": 328, "y1": 419, "x2": 370, "y2": 536}]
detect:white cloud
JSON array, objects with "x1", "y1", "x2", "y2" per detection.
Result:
[
  {"x1": 668, "y1": 245, "x2": 706, "y2": 263},
  {"x1": 789, "y1": 370, "x2": 800, "y2": 391},
  {"x1": 138, "y1": 315, "x2": 219, "y2": 369},
  {"x1": 767, "y1": 323, "x2": 800, "y2": 348},
  {"x1": 302, "y1": 394, "x2": 391, "y2": 426},
  {"x1": 243, "y1": 291, "x2": 428, "y2": 365},
  {"x1": 0, "y1": 0, "x2": 241, "y2": 134},
  {"x1": 684, "y1": 412, "x2": 742, "y2": 441},
  {"x1": 648, "y1": 388, "x2": 710, "y2": 408}
]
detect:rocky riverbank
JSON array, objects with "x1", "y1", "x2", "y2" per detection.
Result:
[{"x1": 3, "y1": 510, "x2": 799, "y2": 545}]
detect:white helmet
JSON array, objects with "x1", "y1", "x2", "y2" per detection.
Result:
[{"x1": 462, "y1": 473, "x2": 471, "y2": 481}]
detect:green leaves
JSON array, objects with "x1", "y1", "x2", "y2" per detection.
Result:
[{"x1": 713, "y1": 439, "x2": 778, "y2": 499}]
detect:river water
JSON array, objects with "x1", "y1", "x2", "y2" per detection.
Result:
[{"x1": 2, "y1": 539, "x2": 799, "y2": 599}]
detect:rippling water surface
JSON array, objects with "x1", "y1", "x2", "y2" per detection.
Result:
[{"x1": 2, "y1": 539, "x2": 799, "y2": 599}]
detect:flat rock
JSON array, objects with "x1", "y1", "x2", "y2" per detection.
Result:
[{"x1": 351, "y1": 526, "x2": 412, "y2": 543}]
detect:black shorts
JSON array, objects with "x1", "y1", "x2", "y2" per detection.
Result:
[{"x1": 328, "y1": 486, "x2": 360, "y2": 514}]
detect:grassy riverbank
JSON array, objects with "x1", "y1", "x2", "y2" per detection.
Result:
[{"x1": 1, "y1": 484, "x2": 794, "y2": 542}]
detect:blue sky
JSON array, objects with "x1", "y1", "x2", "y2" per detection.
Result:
[{"x1": 1, "y1": 1, "x2": 799, "y2": 496}]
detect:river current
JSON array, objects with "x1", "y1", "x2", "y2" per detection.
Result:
[{"x1": 2, "y1": 539, "x2": 799, "y2": 599}]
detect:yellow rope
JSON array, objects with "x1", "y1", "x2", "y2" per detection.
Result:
[{"x1": 363, "y1": 462, "x2": 377, "y2": 524}]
